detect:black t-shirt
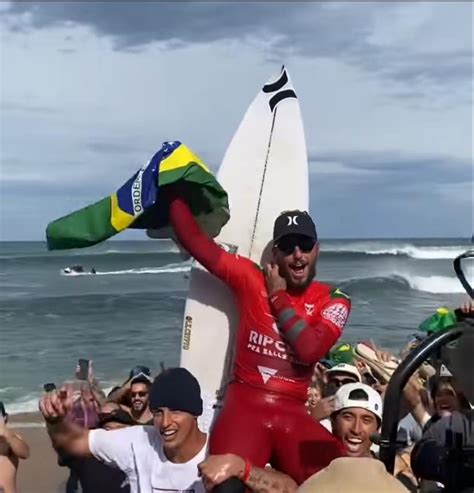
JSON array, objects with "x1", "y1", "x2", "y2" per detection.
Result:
[{"x1": 60, "y1": 454, "x2": 130, "y2": 493}]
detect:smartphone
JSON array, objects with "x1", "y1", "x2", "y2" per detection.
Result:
[
  {"x1": 0, "y1": 401, "x2": 6, "y2": 417},
  {"x1": 43, "y1": 383, "x2": 56, "y2": 393},
  {"x1": 363, "y1": 372, "x2": 378, "y2": 386},
  {"x1": 77, "y1": 359, "x2": 90, "y2": 380}
]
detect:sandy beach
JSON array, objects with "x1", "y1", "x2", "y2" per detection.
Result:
[{"x1": 10, "y1": 413, "x2": 68, "y2": 493}]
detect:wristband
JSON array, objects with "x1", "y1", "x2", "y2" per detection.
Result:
[{"x1": 241, "y1": 458, "x2": 252, "y2": 482}]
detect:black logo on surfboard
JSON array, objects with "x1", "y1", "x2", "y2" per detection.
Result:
[{"x1": 262, "y1": 69, "x2": 297, "y2": 112}]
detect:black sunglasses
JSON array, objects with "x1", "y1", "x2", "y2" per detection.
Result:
[
  {"x1": 331, "y1": 377, "x2": 358, "y2": 388},
  {"x1": 276, "y1": 236, "x2": 316, "y2": 255},
  {"x1": 131, "y1": 391, "x2": 148, "y2": 398}
]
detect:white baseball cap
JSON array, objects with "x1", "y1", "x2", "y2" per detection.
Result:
[
  {"x1": 326, "y1": 363, "x2": 362, "y2": 382},
  {"x1": 333, "y1": 382, "x2": 383, "y2": 421}
]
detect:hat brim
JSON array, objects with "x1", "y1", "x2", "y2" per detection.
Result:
[{"x1": 273, "y1": 232, "x2": 317, "y2": 245}]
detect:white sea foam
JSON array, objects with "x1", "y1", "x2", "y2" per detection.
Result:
[
  {"x1": 344, "y1": 272, "x2": 468, "y2": 294},
  {"x1": 324, "y1": 243, "x2": 468, "y2": 259},
  {"x1": 402, "y1": 274, "x2": 468, "y2": 294},
  {"x1": 61, "y1": 262, "x2": 191, "y2": 277}
]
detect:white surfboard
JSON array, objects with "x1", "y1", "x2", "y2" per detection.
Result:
[{"x1": 179, "y1": 67, "x2": 309, "y2": 431}]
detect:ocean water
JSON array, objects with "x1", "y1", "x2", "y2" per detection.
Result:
[{"x1": 0, "y1": 238, "x2": 472, "y2": 415}]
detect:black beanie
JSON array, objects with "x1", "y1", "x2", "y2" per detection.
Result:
[{"x1": 149, "y1": 367, "x2": 203, "y2": 416}]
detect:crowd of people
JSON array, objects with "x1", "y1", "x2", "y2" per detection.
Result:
[
  {"x1": 3, "y1": 309, "x2": 473, "y2": 493},
  {"x1": 2, "y1": 193, "x2": 472, "y2": 493},
  {"x1": 32, "y1": 324, "x2": 472, "y2": 493}
]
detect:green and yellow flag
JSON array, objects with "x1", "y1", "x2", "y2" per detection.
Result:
[
  {"x1": 418, "y1": 307, "x2": 458, "y2": 334},
  {"x1": 46, "y1": 141, "x2": 229, "y2": 250}
]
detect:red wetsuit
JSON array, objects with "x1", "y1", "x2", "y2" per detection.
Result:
[{"x1": 170, "y1": 197, "x2": 351, "y2": 483}]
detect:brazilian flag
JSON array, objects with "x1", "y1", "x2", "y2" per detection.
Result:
[
  {"x1": 46, "y1": 141, "x2": 229, "y2": 250},
  {"x1": 418, "y1": 307, "x2": 458, "y2": 334}
]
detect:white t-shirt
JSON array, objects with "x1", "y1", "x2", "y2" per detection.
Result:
[{"x1": 89, "y1": 425, "x2": 207, "y2": 493}]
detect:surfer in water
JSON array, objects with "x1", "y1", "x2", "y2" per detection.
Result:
[{"x1": 169, "y1": 194, "x2": 351, "y2": 483}]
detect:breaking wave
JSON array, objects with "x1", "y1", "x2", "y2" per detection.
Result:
[{"x1": 323, "y1": 243, "x2": 468, "y2": 260}]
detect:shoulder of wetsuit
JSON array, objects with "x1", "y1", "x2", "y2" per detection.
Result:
[
  {"x1": 329, "y1": 287, "x2": 351, "y2": 300},
  {"x1": 305, "y1": 282, "x2": 350, "y2": 300}
]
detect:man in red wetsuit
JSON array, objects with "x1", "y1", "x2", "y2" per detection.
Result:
[{"x1": 170, "y1": 196, "x2": 351, "y2": 483}]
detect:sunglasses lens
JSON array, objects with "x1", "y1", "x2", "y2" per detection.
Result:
[
  {"x1": 278, "y1": 236, "x2": 315, "y2": 254},
  {"x1": 131, "y1": 391, "x2": 147, "y2": 397},
  {"x1": 300, "y1": 238, "x2": 316, "y2": 252}
]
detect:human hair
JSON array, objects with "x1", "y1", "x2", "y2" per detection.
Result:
[
  {"x1": 430, "y1": 376, "x2": 470, "y2": 412},
  {"x1": 277, "y1": 209, "x2": 310, "y2": 217},
  {"x1": 347, "y1": 388, "x2": 370, "y2": 402}
]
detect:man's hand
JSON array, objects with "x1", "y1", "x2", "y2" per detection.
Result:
[
  {"x1": 198, "y1": 454, "x2": 245, "y2": 490},
  {"x1": 39, "y1": 390, "x2": 71, "y2": 423},
  {"x1": 308, "y1": 396, "x2": 336, "y2": 421},
  {"x1": 373, "y1": 382, "x2": 388, "y2": 398},
  {"x1": 265, "y1": 263, "x2": 287, "y2": 296},
  {"x1": 460, "y1": 297, "x2": 474, "y2": 314},
  {"x1": 0, "y1": 413, "x2": 7, "y2": 438},
  {"x1": 0, "y1": 413, "x2": 30, "y2": 459},
  {"x1": 87, "y1": 361, "x2": 96, "y2": 385}
]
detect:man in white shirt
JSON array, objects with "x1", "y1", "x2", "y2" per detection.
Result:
[
  {"x1": 40, "y1": 367, "x2": 297, "y2": 493},
  {"x1": 40, "y1": 367, "x2": 208, "y2": 493}
]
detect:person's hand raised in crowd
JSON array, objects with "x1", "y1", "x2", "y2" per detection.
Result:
[
  {"x1": 74, "y1": 360, "x2": 95, "y2": 383},
  {"x1": 371, "y1": 341, "x2": 395, "y2": 364},
  {"x1": 354, "y1": 359, "x2": 369, "y2": 374},
  {"x1": 460, "y1": 297, "x2": 474, "y2": 314},
  {"x1": 0, "y1": 413, "x2": 7, "y2": 438},
  {"x1": 312, "y1": 362, "x2": 327, "y2": 384},
  {"x1": 309, "y1": 396, "x2": 336, "y2": 421},
  {"x1": 39, "y1": 389, "x2": 72, "y2": 423},
  {"x1": 373, "y1": 382, "x2": 388, "y2": 398},
  {"x1": 87, "y1": 361, "x2": 95, "y2": 386},
  {"x1": 198, "y1": 454, "x2": 245, "y2": 490}
]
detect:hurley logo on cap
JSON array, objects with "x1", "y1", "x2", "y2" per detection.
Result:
[{"x1": 273, "y1": 210, "x2": 317, "y2": 243}]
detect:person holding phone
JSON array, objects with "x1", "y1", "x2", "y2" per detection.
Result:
[
  {"x1": 75, "y1": 360, "x2": 107, "y2": 407},
  {"x1": 0, "y1": 402, "x2": 30, "y2": 493}
]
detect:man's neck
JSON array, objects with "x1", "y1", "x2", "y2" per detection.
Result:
[
  {"x1": 286, "y1": 284, "x2": 309, "y2": 296},
  {"x1": 131, "y1": 408, "x2": 151, "y2": 423},
  {"x1": 164, "y1": 429, "x2": 207, "y2": 464}
]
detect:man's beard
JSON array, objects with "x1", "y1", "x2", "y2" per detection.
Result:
[
  {"x1": 132, "y1": 402, "x2": 145, "y2": 412},
  {"x1": 283, "y1": 262, "x2": 316, "y2": 291}
]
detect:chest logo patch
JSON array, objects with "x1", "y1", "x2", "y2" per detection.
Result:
[
  {"x1": 304, "y1": 303, "x2": 315, "y2": 316},
  {"x1": 257, "y1": 366, "x2": 278, "y2": 384}
]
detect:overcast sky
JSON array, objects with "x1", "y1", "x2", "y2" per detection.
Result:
[{"x1": 0, "y1": 2, "x2": 472, "y2": 240}]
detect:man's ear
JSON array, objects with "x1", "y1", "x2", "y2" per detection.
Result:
[{"x1": 271, "y1": 245, "x2": 278, "y2": 262}]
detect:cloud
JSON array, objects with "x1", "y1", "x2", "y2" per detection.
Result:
[
  {"x1": 308, "y1": 151, "x2": 473, "y2": 239},
  {"x1": 3, "y1": 2, "x2": 471, "y2": 103},
  {"x1": 1, "y1": 2, "x2": 471, "y2": 239},
  {"x1": 84, "y1": 139, "x2": 147, "y2": 156},
  {"x1": 1, "y1": 101, "x2": 60, "y2": 114},
  {"x1": 310, "y1": 150, "x2": 471, "y2": 193}
]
